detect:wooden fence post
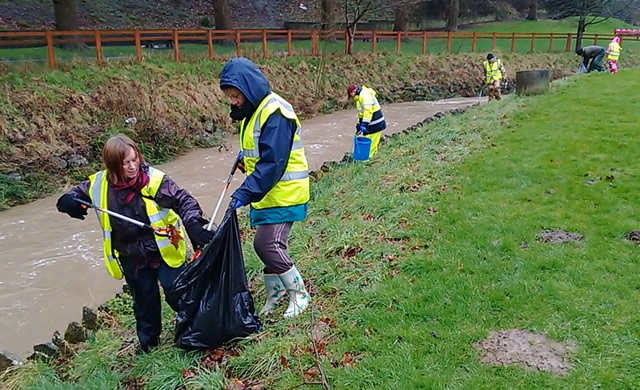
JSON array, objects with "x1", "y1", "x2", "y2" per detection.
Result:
[
  {"x1": 236, "y1": 30, "x2": 242, "y2": 57},
  {"x1": 593, "y1": 34, "x2": 598, "y2": 45},
  {"x1": 565, "y1": 33, "x2": 572, "y2": 52},
  {"x1": 510, "y1": 32, "x2": 516, "y2": 52},
  {"x1": 312, "y1": 30, "x2": 319, "y2": 56},
  {"x1": 345, "y1": 30, "x2": 350, "y2": 54},
  {"x1": 396, "y1": 31, "x2": 401, "y2": 54},
  {"x1": 491, "y1": 32, "x2": 496, "y2": 50},
  {"x1": 548, "y1": 32, "x2": 554, "y2": 51},
  {"x1": 173, "y1": 29, "x2": 180, "y2": 61},
  {"x1": 471, "y1": 32, "x2": 477, "y2": 52},
  {"x1": 447, "y1": 31, "x2": 452, "y2": 53},
  {"x1": 422, "y1": 31, "x2": 427, "y2": 55},
  {"x1": 287, "y1": 30, "x2": 292, "y2": 56},
  {"x1": 207, "y1": 29, "x2": 214, "y2": 59},
  {"x1": 45, "y1": 30, "x2": 55, "y2": 69},
  {"x1": 262, "y1": 29, "x2": 267, "y2": 58},
  {"x1": 530, "y1": 32, "x2": 535, "y2": 52},
  {"x1": 94, "y1": 30, "x2": 103, "y2": 65},
  {"x1": 372, "y1": 30, "x2": 377, "y2": 54},
  {"x1": 134, "y1": 30, "x2": 142, "y2": 63}
]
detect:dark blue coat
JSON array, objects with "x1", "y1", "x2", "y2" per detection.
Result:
[{"x1": 220, "y1": 57, "x2": 307, "y2": 226}]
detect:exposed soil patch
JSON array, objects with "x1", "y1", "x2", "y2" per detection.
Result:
[
  {"x1": 625, "y1": 231, "x2": 640, "y2": 244},
  {"x1": 538, "y1": 229, "x2": 584, "y2": 244},
  {"x1": 475, "y1": 329, "x2": 574, "y2": 376}
]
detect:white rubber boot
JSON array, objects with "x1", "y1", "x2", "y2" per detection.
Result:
[
  {"x1": 260, "y1": 273, "x2": 286, "y2": 315},
  {"x1": 279, "y1": 266, "x2": 311, "y2": 318}
]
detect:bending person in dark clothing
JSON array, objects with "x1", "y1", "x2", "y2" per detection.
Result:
[
  {"x1": 220, "y1": 57, "x2": 311, "y2": 318},
  {"x1": 576, "y1": 45, "x2": 606, "y2": 72},
  {"x1": 56, "y1": 134, "x2": 214, "y2": 353}
]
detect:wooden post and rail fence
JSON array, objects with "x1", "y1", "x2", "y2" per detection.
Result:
[{"x1": 0, "y1": 28, "x2": 636, "y2": 69}]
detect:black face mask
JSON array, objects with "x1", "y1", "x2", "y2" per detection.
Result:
[{"x1": 229, "y1": 103, "x2": 255, "y2": 121}]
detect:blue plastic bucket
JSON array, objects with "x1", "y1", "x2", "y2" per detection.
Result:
[{"x1": 353, "y1": 136, "x2": 372, "y2": 161}]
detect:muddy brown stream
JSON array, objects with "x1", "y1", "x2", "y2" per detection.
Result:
[{"x1": 0, "y1": 98, "x2": 480, "y2": 357}]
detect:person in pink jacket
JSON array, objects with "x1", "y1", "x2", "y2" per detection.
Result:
[{"x1": 606, "y1": 36, "x2": 622, "y2": 74}]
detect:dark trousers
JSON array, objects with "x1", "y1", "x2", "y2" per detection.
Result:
[
  {"x1": 253, "y1": 223, "x2": 294, "y2": 274},
  {"x1": 588, "y1": 49, "x2": 606, "y2": 72},
  {"x1": 121, "y1": 259, "x2": 185, "y2": 351}
]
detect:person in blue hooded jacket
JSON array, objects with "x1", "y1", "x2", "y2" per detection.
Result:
[{"x1": 220, "y1": 57, "x2": 311, "y2": 318}]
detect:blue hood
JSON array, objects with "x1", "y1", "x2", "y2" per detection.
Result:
[{"x1": 219, "y1": 57, "x2": 270, "y2": 107}]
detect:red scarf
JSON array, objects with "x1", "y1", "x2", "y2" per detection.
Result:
[{"x1": 112, "y1": 170, "x2": 150, "y2": 205}]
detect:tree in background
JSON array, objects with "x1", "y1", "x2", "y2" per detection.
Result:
[
  {"x1": 52, "y1": 0, "x2": 86, "y2": 48},
  {"x1": 543, "y1": 0, "x2": 633, "y2": 49},
  {"x1": 446, "y1": 0, "x2": 460, "y2": 31},
  {"x1": 52, "y1": 0, "x2": 79, "y2": 31},
  {"x1": 393, "y1": 7, "x2": 409, "y2": 31},
  {"x1": 212, "y1": 0, "x2": 232, "y2": 30},
  {"x1": 321, "y1": 0, "x2": 337, "y2": 31},
  {"x1": 342, "y1": 0, "x2": 425, "y2": 53},
  {"x1": 527, "y1": 0, "x2": 538, "y2": 20}
]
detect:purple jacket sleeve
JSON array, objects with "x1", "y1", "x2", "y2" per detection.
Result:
[
  {"x1": 66, "y1": 180, "x2": 91, "y2": 202},
  {"x1": 154, "y1": 175, "x2": 208, "y2": 227}
]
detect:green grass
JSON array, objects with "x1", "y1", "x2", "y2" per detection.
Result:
[
  {"x1": 470, "y1": 16, "x2": 639, "y2": 33},
  {"x1": 304, "y1": 70, "x2": 640, "y2": 389},
  {"x1": 2, "y1": 18, "x2": 639, "y2": 63},
  {"x1": 5, "y1": 69, "x2": 640, "y2": 389}
]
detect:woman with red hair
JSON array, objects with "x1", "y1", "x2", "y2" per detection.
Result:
[{"x1": 56, "y1": 134, "x2": 214, "y2": 353}]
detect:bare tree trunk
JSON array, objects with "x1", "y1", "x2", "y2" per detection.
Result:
[
  {"x1": 321, "y1": 0, "x2": 336, "y2": 31},
  {"x1": 52, "y1": 0, "x2": 86, "y2": 49},
  {"x1": 393, "y1": 8, "x2": 409, "y2": 32},
  {"x1": 446, "y1": 0, "x2": 459, "y2": 31},
  {"x1": 53, "y1": 0, "x2": 79, "y2": 30},
  {"x1": 575, "y1": 16, "x2": 586, "y2": 50},
  {"x1": 212, "y1": 0, "x2": 232, "y2": 30},
  {"x1": 526, "y1": 0, "x2": 538, "y2": 20}
]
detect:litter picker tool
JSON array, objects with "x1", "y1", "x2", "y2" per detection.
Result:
[
  {"x1": 189, "y1": 151, "x2": 243, "y2": 262},
  {"x1": 73, "y1": 197, "x2": 183, "y2": 249}
]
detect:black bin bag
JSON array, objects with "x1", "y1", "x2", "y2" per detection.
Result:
[{"x1": 167, "y1": 209, "x2": 262, "y2": 349}]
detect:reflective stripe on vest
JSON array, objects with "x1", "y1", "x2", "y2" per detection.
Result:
[
  {"x1": 240, "y1": 93, "x2": 310, "y2": 210},
  {"x1": 88, "y1": 167, "x2": 187, "y2": 280},
  {"x1": 484, "y1": 59, "x2": 503, "y2": 82}
]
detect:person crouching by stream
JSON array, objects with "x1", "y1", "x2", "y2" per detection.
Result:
[
  {"x1": 55, "y1": 134, "x2": 214, "y2": 353},
  {"x1": 220, "y1": 57, "x2": 312, "y2": 318}
]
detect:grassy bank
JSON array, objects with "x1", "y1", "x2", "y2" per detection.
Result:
[
  {"x1": 4, "y1": 69, "x2": 640, "y2": 389},
  {"x1": 2, "y1": 50, "x2": 626, "y2": 210}
]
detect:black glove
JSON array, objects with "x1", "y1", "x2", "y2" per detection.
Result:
[
  {"x1": 186, "y1": 221, "x2": 214, "y2": 249},
  {"x1": 56, "y1": 194, "x2": 88, "y2": 220}
]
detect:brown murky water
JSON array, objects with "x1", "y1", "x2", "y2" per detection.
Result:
[{"x1": 0, "y1": 98, "x2": 481, "y2": 357}]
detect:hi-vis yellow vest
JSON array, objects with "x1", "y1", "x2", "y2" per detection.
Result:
[
  {"x1": 608, "y1": 42, "x2": 621, "y2": 61},
  {"x1": 483, "y1": 59, "x2": 503, "y2": 83},
  {"x1": 88, "y1": 167, "x2": 187, "y2": 280},
  {"x1": 355, "y1": 85, "x2": 382, "y2": 122},
  {"x1": 240, "y1": 93, "x2": 310, "y2": 210}
]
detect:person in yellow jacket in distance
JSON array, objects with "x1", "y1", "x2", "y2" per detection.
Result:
[{"x1": 347, "y1": 84, "x2": 387, "y2": 158}]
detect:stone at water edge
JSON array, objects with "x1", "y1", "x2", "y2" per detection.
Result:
[
  {"x1": 29, "y1": 342, "x2": 60, "y2": 361},
  {"x1": 52, "y1": 330, "x2": 64, "y2": 347},
  {"x1": 82, "y1": 306, "x2": 99, "y2": 330},
  {"x1": 64, "y1": 321, "x2": 87, "y2": 344},
  {"x1": 0, "y1": 351, "x2": 22, "y2": 373}
]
